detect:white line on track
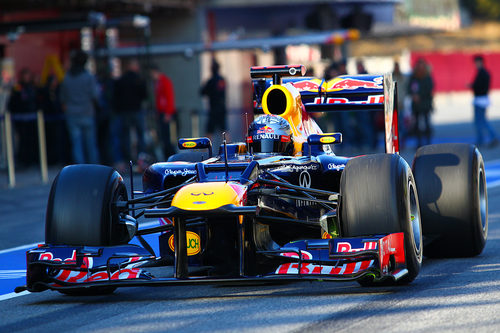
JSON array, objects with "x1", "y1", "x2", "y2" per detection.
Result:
[
  {"x1": 0, "y1": 243, "x2": 41, "y2": 254},
  {"x1": 0, "y1": 291, "x2": 30, "y2": 301},
  {"x1": 486, "y1": 159, "x2": 500, "y2": 189}
]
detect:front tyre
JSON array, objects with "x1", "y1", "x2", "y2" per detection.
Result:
[
  {"x1": 45, "y1": 164, "x2": 131, "y2": 246},
  {"x1": 340, "y1": 154, "x2": 423, "y2": 285}
]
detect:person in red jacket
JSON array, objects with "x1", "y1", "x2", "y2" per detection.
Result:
[{"x1": 150, "y1": 64, "x2": 176, "y2": 158}]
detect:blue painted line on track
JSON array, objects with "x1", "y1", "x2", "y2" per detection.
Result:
[{"x1": 2, "y1": 160, "x2": 500, "y2": 299}]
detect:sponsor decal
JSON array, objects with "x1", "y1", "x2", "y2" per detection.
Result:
[
  {"x1": 191, "y1": 192, "x2": 214, "y2": 196},
  {"x1": 297, "y1": 171, "x2": 311, "y2": 207},
  {"x1": 39, "y1": 250, "x2": 78, "y2": 264},
  {"x1": 182, "y1": 141, "x2": 197, "y2": 148},
  {"x1": 328, "y1": 77, "x2": 383, "y2": 90},
  {"x1": 322, "y1": 232, "x2": 332, "y2": 239},
  {"x1": 253, "y1": 133, "x2": 280, "y2": 140},
  {"x1": 275, "y1": 250, "x2": 374, "y2": 276},
  {"x1": 327, "y1": 163, "x2": 345, "y2": 171},
  {"x1": 40, "y1": 251, "x2": 144, "y2": 283},
  {"x1": 280, "y1": 135, "x2": 291, "y2": 142},
  {"x1": 273, "y1": 164, "x2": 318, "y2": 172},
  {"x1": 311, "y1": 95, "x2": 384, "y2": 105},
  {"x1": 159, "y1": 217, "x2": 173, "y2": 225},
  {"x1": 299, "y1": 171, "x2": 311, "y2": 188},
  {"x1": 320, "y1": 136, "x2": 335, "y2": 144},
  {"x1": 292, "y1": 80, "x2": 323, "y2": 92},
  {"x1": 257, "y1": 126, "x2": 274, "y2": 134},
  {"x1": 336, "y1": 241, "x2": 378, "y2": 252},
  {"x1": 165, "y1": 168, "x2": 197, "y2": 177},
  {"x1": 168, "y1": 231, "x2": 201, "y2": 256}
]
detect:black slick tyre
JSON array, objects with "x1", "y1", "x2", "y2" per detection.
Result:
[
  {"x1": 340, "y1": 154, "x2": 423, "y2": 285},
  {"x1": 412, "y1": 143, "x2": 487, "y2": 257},
  {"x1": 45, "y1": 164, "x2": 129, "y2": 246}
]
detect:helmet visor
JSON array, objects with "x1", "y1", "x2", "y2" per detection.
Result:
[{"x1": 250, "y1": 138, "x2": 290, "y2": 154}]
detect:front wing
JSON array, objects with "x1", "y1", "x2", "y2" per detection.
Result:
[{"x1": 17, "y1": 233, "x2": 406, "y2": 293}]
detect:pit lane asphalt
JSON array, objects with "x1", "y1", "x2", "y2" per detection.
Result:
[{"x1": 1, "y1": 121, "x2": 500, "y2": 332}]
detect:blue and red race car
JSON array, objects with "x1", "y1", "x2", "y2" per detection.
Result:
[{"x1": 16, "y1": 65, "x2": 487, "y2": 295}]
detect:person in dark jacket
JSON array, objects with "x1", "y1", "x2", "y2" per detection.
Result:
[
  {"x1": 60, "y1": 50, "x2": 100, "y2": 164},
  {"x1": 201, "y1": 60, "x2": 227, "y2": 138},
  {"x1": 7, "y1": 68, "x2": 39, "y2": 167},
  {"x1": 39, "y1": 74, "x2": 70, "y2": 165},
  {"x1": 470, "y1": 54, "x2": 498, "y2": 147},
  {"x1": 408, "y1": 58, "x2": 434, "y2": 147},
  {"x1": 112, "y1": 59, "x2": 147, "y2": 164}
]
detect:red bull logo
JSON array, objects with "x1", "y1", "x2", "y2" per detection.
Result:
[
  {"x1": 257, "y1": 125, "x2": 274, "y2": 134},
  {"x1": 292, "y1": 79, "x2": 323, "y2": 92},
  {"x1": 327, "y1": 77, "x2": 383, "y2": 91},
  {"x1": 311, "y1": 95, "x2": 384, "y2": 105}
]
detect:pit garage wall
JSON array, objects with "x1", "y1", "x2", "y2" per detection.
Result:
[
  {"x1": 410, "y1": 52, "x2": 500, "y2": 123},
  {"x1": 410, "y1": 51, "x2": 500, "y2": 92},
  {"x1": 149, "y1": 12, "x2": 204, "y2": 140}
]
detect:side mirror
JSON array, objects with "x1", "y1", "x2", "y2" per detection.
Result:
[{"x1": 178, "y1": 137, "x2": 212, "y2": 157}]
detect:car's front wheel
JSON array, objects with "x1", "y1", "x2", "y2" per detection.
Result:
[
  {"x1": 45, "y1": 164, "x2": 131, "y2": 246},
  {"x1": 340, "y1": 154, "x2": 423, "y2": 285}
]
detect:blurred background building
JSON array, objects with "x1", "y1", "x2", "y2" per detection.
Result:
[{"x1": 1, "y1": 0, "x2": 499, "y2": 166}]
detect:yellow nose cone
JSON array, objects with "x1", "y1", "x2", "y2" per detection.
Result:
[{"x1": 171, "y1": 182, "x2": 240, "y2": 211}]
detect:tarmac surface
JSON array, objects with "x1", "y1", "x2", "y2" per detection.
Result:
[{"x1": 0, "y1": 118, "x2": 500, "y2": 332}]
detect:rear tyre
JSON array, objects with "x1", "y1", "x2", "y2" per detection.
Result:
[
  {"x1": 412, "y1": 143, "x2": 487, "y2": 257},
  {"x1": 46, "y1": 164, "x2": 130, "y2": 246},
  {"x1": 340, "y1": 154, "x2": 423, "y2": 285}
]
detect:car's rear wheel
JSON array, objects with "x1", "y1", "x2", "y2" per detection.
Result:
[
  {"x1": 340, "y1": 154, "x2": 423, "y2": 285},
  {"x1": 45, "y1": 164, "x2": 131, "y2": 296},
  {"x1": 412, "y1": 143, "x2": 487, "y2": 257}
]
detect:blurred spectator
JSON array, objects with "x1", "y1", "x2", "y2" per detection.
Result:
[
  {"x1": 201, "y1": 60, "x2": 227, "y2": 139},
  {"x1": 113, "y1": 59, "x2": 147, "y2": 165},
  {"x1": 408, "y1": 58, "x2": 434, "y2": 147},
  {"x1": 470, "y1": 55, "x2": 499, "y2": 147},
  {"x1": 96, "y1": 66, "x2": 114, "y2": 165},
  {"x1": 60, "y1": 50, "x2": 99, "y2": 164},
  {"x1": 323, "y1": 62, "x2": 345, "y2": 137},
  {"x1": 354, "y1": 59, "x2": 375, "y2": 149},
  {"x1": 7, "y1": 68, "x2": 39, "y2": 168},
  {"x1": 150, "y1": 64, "x2": 176, "y2": 158},
  {"x1": 39, "y1": 74, "x2": 70, "y2": 165},
  {"x1": 393, "y1": 61, "x2": 408, "y2": 147}
]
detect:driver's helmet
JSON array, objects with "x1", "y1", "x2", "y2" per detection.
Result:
[{"x1": 247, "y1": 114, "x2": 293, "y2": 155}]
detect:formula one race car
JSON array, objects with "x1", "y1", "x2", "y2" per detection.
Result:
[{"x1": 16, "y1": 65, "x2": 488, "y2": 295}]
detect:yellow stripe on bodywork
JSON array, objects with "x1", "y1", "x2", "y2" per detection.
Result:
[{"x1": 171, "y1": 182, "x2": 240, "y2": 211}]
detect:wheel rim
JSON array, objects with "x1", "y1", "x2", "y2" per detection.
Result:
[
  {"x1": 409, "y1": 181, "x2": 422, "y2": 255},
  {"x1": 479, "y1": 166, "x2": 487, "y2": 232}
]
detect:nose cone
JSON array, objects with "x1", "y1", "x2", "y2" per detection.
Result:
[{"x1": 171, "y1": 182, "x2": 241, "y2": 211}]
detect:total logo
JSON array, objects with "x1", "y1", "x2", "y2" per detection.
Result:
[
  {"x1": 168, "y1": 231, "x2": 201, "y2": 256},
  {"x1": 319, "y1": 136, "x2": 336, "y2": 144},
  {"x1": 182, "y1": 141, "x2": 197, "y2": 148}
]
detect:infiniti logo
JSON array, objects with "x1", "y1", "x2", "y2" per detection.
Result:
[{"x1": 299, "y1": 171, "x2": 311, "y2": 188}]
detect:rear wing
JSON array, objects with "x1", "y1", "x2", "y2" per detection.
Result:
[{"x1": 251, "y1": 65, "x2": 399, "y2": 154}]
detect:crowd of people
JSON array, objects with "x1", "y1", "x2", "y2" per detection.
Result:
[
  {"x1": 323, "y1": 55, "x2": 498, "y2": 151},
  {"x1": 6, "y1": 50, "x2": 178, "y2": 170},
  {"x1": 5, "y1": 51, "x2": 497, "y2": 170}
]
